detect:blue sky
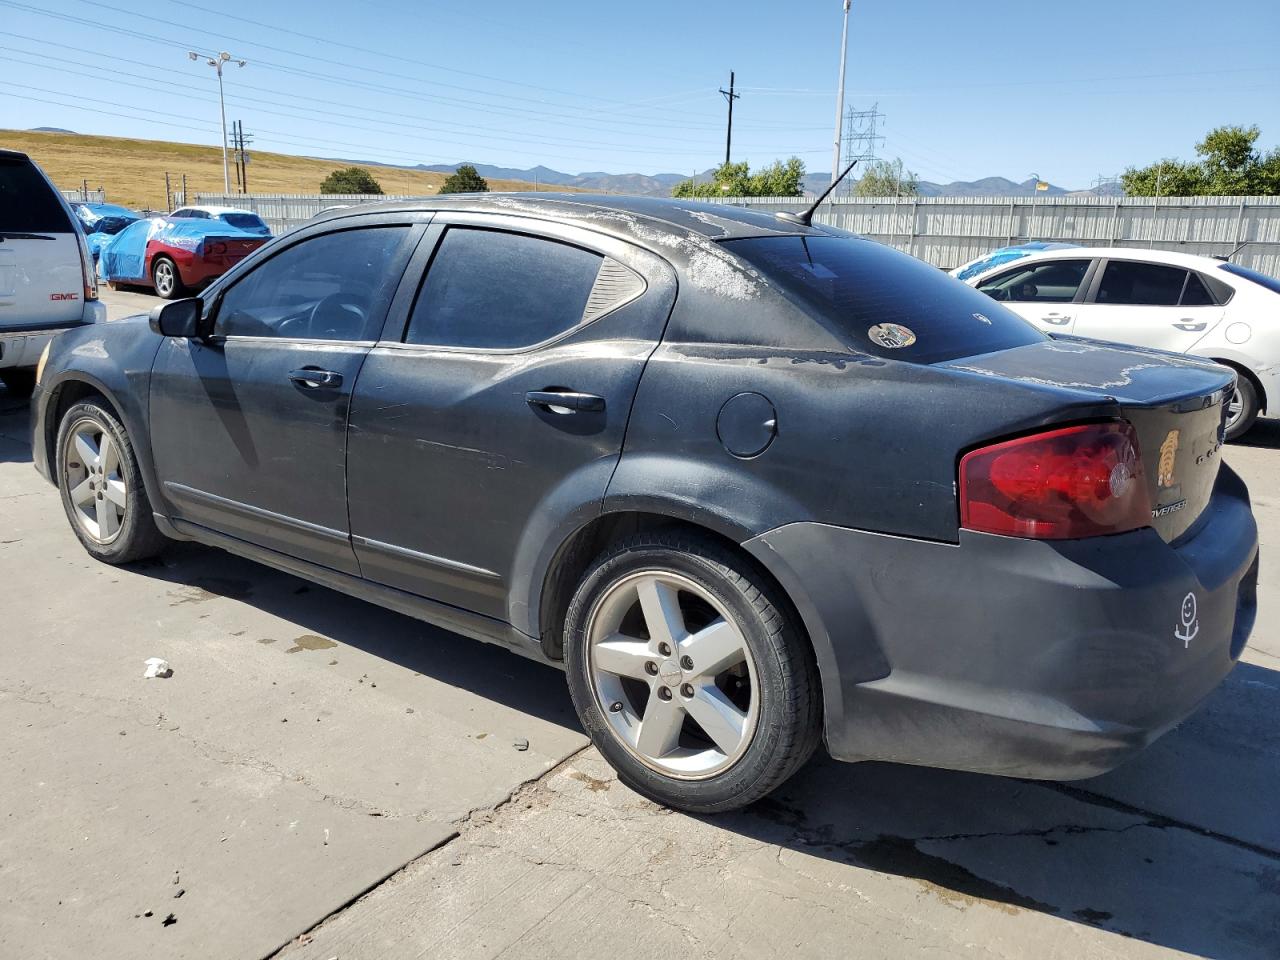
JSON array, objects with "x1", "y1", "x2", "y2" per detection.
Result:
[{"x1": 1, "y1": 0, "x2": 1277, "y2": 188}]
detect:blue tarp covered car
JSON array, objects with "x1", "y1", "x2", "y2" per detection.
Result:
[{"x1": 97, "y1": 216, "x2": 269, "y2": 298}]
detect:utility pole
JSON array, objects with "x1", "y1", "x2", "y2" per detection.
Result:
[
  {"x1": 719, "y1": 71, "x2": 740, "y2": 167},
  {"x1": 188, "y1": 49, "x2": 247, "y2": 193},
  {"x1": 831, "y1": 0, "x2": 852, "y2": 187}
]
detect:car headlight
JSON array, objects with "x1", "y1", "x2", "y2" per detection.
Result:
[{"x1": 35, "y1": 341, "x2": 52, "y2": 386}]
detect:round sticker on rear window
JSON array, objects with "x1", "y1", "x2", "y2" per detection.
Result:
[{"x1": 867, "y1": 323, "x2": 916, "y2": 349}]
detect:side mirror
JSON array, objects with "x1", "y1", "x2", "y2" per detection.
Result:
[{"x1": 149, "y1": 298, "x2": 207, "y2": 338}]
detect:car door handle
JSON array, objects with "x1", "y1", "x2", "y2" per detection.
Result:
[
  {"x1": 1172, "y1": 319, "x2": 1208, "y2": 332},
  {"x1": 1040, "y1": 313, "x2": 1072, "y2": 325},
  {"x1": 525, "y1": 390, "x2": 605, "y2": 413},
  {"x1": 289, "y1": 368, "x2": 343, "y2": 389}
]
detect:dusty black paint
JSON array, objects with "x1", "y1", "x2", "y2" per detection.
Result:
[{"x1": 30, "y1": 194, "x2": 1259, "y2": 782}]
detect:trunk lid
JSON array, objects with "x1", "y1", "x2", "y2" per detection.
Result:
[{"x1": 944, "y1": 337, "x2": 1234, "y2": 542}]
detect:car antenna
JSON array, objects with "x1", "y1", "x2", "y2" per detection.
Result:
[
  {"x1": 775, "y1": 160, "x2": 858, "y2": 228},
  {"x1": 1212, "y1": 239, "x2": 1251, "y2": 262}
]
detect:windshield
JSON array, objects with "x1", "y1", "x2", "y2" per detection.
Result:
[
  {"x1": 1220, "y1": 262, "x2": 1280, "y2": 296},
  {"x1": 724, "y1": 235, "x2": 1046, "y2": 364},
  {"x1": 221, "y1": 213, "x2": 270, "y2": 234}
]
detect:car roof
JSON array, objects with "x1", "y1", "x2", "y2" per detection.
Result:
[
  {"x1": 179, "y1": 205, "x2": 260, "y2": 216},
  {"x1": 968, "y1": 245, "x2": 1232, "y2": 278},
  {"x1": 309, "y1": 193, "x2": 824, "y2": 245}
]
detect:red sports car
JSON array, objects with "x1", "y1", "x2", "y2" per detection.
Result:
[{"x1": 96, "y1": 216, "x2": 269, "y2": 299}]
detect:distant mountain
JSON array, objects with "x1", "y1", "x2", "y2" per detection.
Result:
[
  {"x1": 416, "y1": 161, "x2": 701, "y2": 195},
  {"x1": 803, "y1": 172, "x2": 1078, "y2": 198},
  {"x1": 30, "y1": 126, "x2": 77, "y2": 134}
]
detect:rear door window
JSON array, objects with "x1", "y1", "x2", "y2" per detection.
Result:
[
  {"x1": 977, "y1": 259, "x2": 1092, "y2": 303},
  {"x1": 405, "y1": 227, "x2": 603, "y2": 349},
  {"x1": 1179, "y1": 272, "x2": 1216, "y2": 306},
  {"x1": 724, "y1": 235, "x2": 1044, "y2": 364},
  {"x1": 1096, "y1": 261, "x2": 1187, "y2": 305},
  {"x1": 0, "y1": 155, "x2": 73, "y2": 233}
]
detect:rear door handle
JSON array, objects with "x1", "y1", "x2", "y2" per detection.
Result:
[
  {"x1": 1172, "y1": 319, "x2": 1208, "y2": 332},
  {"x1": 289, "y1": 368, "x2": 343, "y2": 389},
  {"x1": 1040, "y1": 313, "x2": 1072, "y2": 326},
  {"x1": 525, "y1": 390, "x2": 605, "y2": 413}
]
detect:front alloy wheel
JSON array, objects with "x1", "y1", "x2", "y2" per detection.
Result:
[{"x1": 564, "y1": 531, "x2": 822, "y2": 813}]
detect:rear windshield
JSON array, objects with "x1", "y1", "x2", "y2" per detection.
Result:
[
  {"x1": 0, "y1": 156, "x2": 73, "y2": 234},
  {"x1": 1219, "y1": 262, "x2": 1280, "y2": 296},
  {"x1": 724, "y1": 235, "x2": 1045, "y2": 363},
  {"x1": 221, "y1": 213, "x2": 269, "y2": 233}
]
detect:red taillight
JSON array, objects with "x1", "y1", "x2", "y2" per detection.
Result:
[
  {"x1": 77, "y1": 231, "x2": 98, "y2": 301},
  {"x1": 959, "y1": 422, "x2": 1151, "y2": 539},
  {"x1": 207, "y1": 241, "x2": 227, "y2": 255}
]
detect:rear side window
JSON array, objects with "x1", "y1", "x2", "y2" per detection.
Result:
[
  {"x1": 0, "y1": 156, "x2": 73, "y2": 233},
  {"x1": 724, "y1": 235, "x2": 1044, "y2": 364},
  {"x1": 1179, "y1": 272, "x2": 1216, "y2": 306},
  {"x1": 1096, "y1": 261, "x2": 1187, "y2": 306},
  {"x1": 216, "y1": 226, "x2": 412, "y2": 341},
  {"x1": 977, "y1": 259, "x2": 1091, "y2": 303},
  {"x1": 405, "y1": 227, "x2": 603, "y2": 349},
  {"x1": 1220, "y1": 262, "x2": 1280, "y2": 295}
]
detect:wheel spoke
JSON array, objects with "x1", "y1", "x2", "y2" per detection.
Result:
[
  {"x1": 593, "y1": 634, "x2": 654, "y2": 680},
  {"x1": 70, "y1": 477, "x2": 95, "y2": 507},
  {"x1": 98, "y1": 434, "x2": 117, "y2": 477},
  {"x1": 95, "y1": 495, "x2": 118, "y2": 539},
  {"x1": 636, "y1": 576, "x2": 686, "y2": 649},
  {"x1": 635, "y1": 688, "x2": 685, "y2": 758},
  {"x1": 685, "y1": 684, "x2": 747, "y2": 757},
  {"x1": 681, "y1": 618, "x2": 745, "y2": 678},
  {"x1": 74, "y1": 433, "x2": 99, "y2": 469},
  {"x1": 104, "y1": 478, "x2": 127, "y2": 508}
]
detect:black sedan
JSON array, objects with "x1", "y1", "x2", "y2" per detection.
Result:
[{"x1": 30, "y1": 195, "x2": 1259, "y2": 812}]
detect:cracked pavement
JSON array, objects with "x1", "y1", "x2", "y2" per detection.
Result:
[{"x1": 2, "y1": 287, "x2": 1278, "y2": 958}]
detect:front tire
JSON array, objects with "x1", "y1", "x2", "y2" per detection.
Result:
[
  {"x1": 56, "y1": 400, "x2": 167, "y2": 564},
  {"x1": 563, "y1": 530, "x2": 821, "y2": 813},
  {"x1": 151, "y1": 256, "x2": 185, "y2": 300},
  {"x1": 1224, "y1": 376, "x2": 1259, "y2": 441}
]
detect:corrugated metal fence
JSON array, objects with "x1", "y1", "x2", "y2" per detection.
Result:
[{"x1": 199, "y1": 192, "x2": 1280, "y2": 276}]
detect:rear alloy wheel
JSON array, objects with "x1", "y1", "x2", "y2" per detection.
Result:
[
  {"x1": 56, "y1": 400, "x2": 167, "y2": 563},
  {"x1": 564, "y1": 531, "x2": 821, "y2": 813},
  {"x1": 1224, "y1": 376, "x2": 1259, "y2": 441},
  {"x1": 151, "y1": 256, "x2": 185, "y2": 300}
]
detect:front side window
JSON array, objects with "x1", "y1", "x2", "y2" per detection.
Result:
[
  {"x1": 216, "y1": 226, "x2": 411, "y2": 341},
  {"x1": 977, "y1": 260, "x2": 1091, "y2": 303},
  {"x1": 1096, "y1": 261, "x2": 1187, "y2": 306},
  {"x1": 725, "y1": 235, "x2": 1045, "y2": 364},
  {"x1": 405, "y1": 227, "x2": 603, "y2": 349}
]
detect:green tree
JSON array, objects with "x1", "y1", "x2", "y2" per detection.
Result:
[
  {"x1": 439, "y1": 164, "x2": 490, "y2": 194},
  {"x1": 319, "y1": 166, "x2": 384, "y2": 195},
  {"x1": 1122, "y1": 125, "x2": 1279, "y2": 196},
  {"x1": 671, "y1": 157, "x2": 805, "y2": 198},
  {"x1": 853, "y1": 158, "x2": 918, "y2": 197}
]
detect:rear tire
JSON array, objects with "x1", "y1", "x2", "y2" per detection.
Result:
[
  {"x1": 0, "y1": 369, "x2": 36, "y2": 397},
  {"x1": 1224, "y1": 376, "x2": 1259, "y2": 441},
  {"x1": 56, "y1": 399, "x2": 167, "y2": 564},
  {"x1": 563, "y1": 530, "x2": 822, "y2": 813},
  {"x1": 151, "y1": 256, "x2": 185, "y2": 300}
]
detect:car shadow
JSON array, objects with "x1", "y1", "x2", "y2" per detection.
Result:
[
  {"x1": 1237, "y1": 418, "x2": 1280, "y2": 450},
  {"x1": 127, "y1": 538, "x2": 1278, "y2": 957},
  {"x1": 718, "y1": 659, "x2": 1280, "y2": 958},
  {"x1": 125, "y1": 541, "x2": 579, "y2": 732},
  {"x1": 0, "y1": 393, "x2": 33, "y2": 463}
]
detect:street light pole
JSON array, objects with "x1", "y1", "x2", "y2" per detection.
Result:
[
  {"x1": 189, "y1": 50, "x2": 246, "y2": 193},
  {"x1": 831, "y1": 0, "x2": 852, "y2": 188}
]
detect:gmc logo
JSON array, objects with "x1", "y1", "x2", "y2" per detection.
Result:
[{"x1": 50, "y1": 292, "x2": 80, "y2": 301}]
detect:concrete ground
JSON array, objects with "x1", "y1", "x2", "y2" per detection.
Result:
[{"x1": 1, "y1": 287, "x2": 1276, "y2": 959}]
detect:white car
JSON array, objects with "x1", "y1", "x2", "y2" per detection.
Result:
[
  {"x1": 965, "y1": 247, "x2": 1280, "y2": 439},
  {"x1": 0, "y1": 149, "x2": 105, "y2": 396},
  {"x1": 169, "y1": 205, "x2": 271, "y2": 236}
]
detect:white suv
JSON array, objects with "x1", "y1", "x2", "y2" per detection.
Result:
[
  {"x1": 966, "y1": 246, "x2": 1280, "y2": 439},
  {"x1": 0, "y1": 149, "x2": 105, "y2": 395}
]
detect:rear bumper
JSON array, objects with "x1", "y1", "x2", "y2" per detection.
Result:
[
  {"x1": 0, "y1": 306, "x2": 103, "y2": 370},
  {"x1": 745, "y1": 464, "x2": 1259, "y2": 780}
]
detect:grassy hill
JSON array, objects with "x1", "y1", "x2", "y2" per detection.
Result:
[{"x1": 0, "y1": 129, "x2": 580, "y2": 210}]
